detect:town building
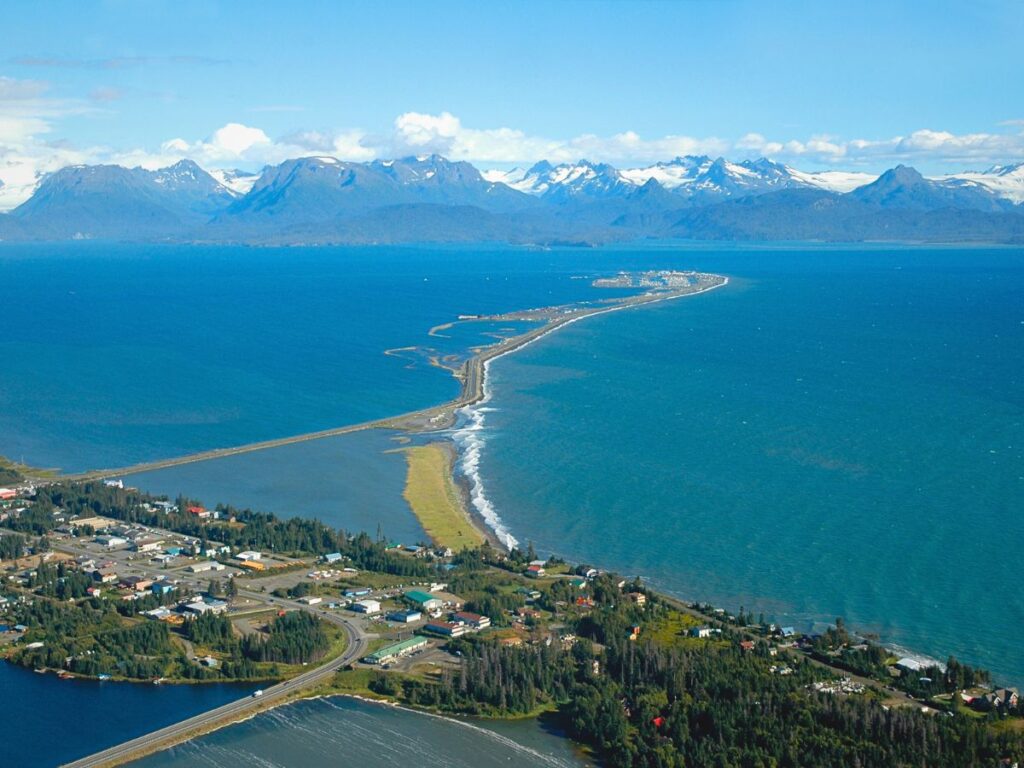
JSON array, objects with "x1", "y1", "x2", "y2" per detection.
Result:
[
  {"x1": 425, "y1": 621, "x2": 468, "y2": 638},
  {"x1": 453, "y1": 611, "x2": 491, "y2": 630},
  {"x1": 187, "y1": 561, "x2": 226, "y2": 573},
  {"x1": 386, "y1": 609, "x2": 422, "y2": 623},
  {"x1": 351, "y1": 599, "x2": 381, "y2": 614},
  {"x1": 95, "y1": 535, "x2": 127, "y2": 549},
  {"x1": 404, "y1": 590, "x2": 443, "y2": 612},
  {"x1": 364, "y1": 636, "x2": 428, "y2": 665}
]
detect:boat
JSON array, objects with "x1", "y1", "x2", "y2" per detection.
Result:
[{"x1": 97, "y1": 673, "x2": 112, "y2": 681}]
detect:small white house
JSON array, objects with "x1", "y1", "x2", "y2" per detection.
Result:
[{"x1": 235, "y1": 550, "x2": 262, "y2": 561}]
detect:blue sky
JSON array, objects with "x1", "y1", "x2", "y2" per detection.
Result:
[{"x1": 1, "y1": 0, "x2": 1022, "y2": 202}]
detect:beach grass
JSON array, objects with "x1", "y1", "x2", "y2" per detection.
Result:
[{"x1": 400, "y1": 443, "x2": 485, "y2": 551}]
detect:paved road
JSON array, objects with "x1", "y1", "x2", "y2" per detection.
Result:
[{"x1": 54, "y1": 547, "x2": 373, "y2": 768}]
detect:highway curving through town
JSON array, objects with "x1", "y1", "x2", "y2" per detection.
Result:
[{"x1": 61, "y1": 592, "x2": 372, "y2": 768}]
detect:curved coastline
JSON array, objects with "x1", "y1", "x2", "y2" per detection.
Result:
[
  {"x1": 55, "y1": 275, "x2": 729, "y2": 486},
  {"x1": 452, "y1": 276, "x2": 731, "y2": 550}
]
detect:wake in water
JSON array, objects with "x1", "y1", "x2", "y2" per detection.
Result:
[{"x1": 451, "y1": 359, "x2": 520, "y2": 550}]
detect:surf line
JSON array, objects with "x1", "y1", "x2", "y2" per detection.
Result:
[{"x1": 450, "y1": 276, "x2": 731, "y2": 550}]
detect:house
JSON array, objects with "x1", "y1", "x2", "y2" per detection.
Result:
[
  {"x1": 690, "y1": 626, "x2": 713, "y2": 639},
  {"x1": 186, "y1": 505, "x2": 211, "y2": 519},
  {"x1": 143, "y1": 606, "x2": 173, "y2": 621},
  {"x1": 120, "y1": 576, "x2": 154, "y2": 592},
  {"x1": 978, "y1": 688, "x2": 1020, "y2": 711},
  {"x1": 199, "y1": 655, "x2": 220, "y2": 668},
  {"x1": 164, "y1": 546, "x2": 183, "y2": 557},
  {"x1": 151, "y1": 580, "x2": 176, "y2": 595},
  {"x1": 405, "y1": 590, "x2": 443, "y2": 612},
  {"x1": 386, "y1": 609, "x2": 422, "y2": 623},
  {"x1": 568, "y1": 577, "x2": 587, "y2": 590},
  {"x1": 425, "y1": 621, "x2": 468, "y2": 638},
  {"x1": 453, "y1": 611, "x2": 491, "y2": 630},
  {"x1": 779, "y1": 627, "x2": 796, "y2": 638},
  {"x1": 351, "y1": 599, "x2": 381, "y2": 614},
  {"x1": 92, "y1": 567, "x2": 119, "y2": 584},
  {"x1": 344, "y1": 587, "x2": 372, "y2": 598},
  {"x1": 323, "y1": 552, "x2": 343, "y2": 564},
  {"x1": 626, "y1": 592, "x2": 647, "y2": 606},
  {"x1": 0, "y1": 489, "x2": 18, "y2": 501},
  {"x1": 299, "y1": 596, "x2": 322, "y2": 606},
  {"x1": 102, "y1": 479, "x2": 124, "y2": 489},
  {"x1": 132, "y1": 537, "x2": 163, "y2": 553},
  {"x1": 740, "y1": 640, "x2": 755, "y2": 652},
  {"x1": 235, "y1": 550, "x2": 262, "y2": 561},
  {"x1": 525, "y1": 564, "x2": 545, "y2": 578}
]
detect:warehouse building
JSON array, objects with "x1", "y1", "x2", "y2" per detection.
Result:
[{"x1": 363, "y1": 636, "x2": 428, "y2": 665}]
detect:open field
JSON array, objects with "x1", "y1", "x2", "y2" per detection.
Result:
[{"x1": 399, "y1": 443, "x2": 485, "y2": 551}]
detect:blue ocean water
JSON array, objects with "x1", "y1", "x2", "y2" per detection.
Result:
[
  {"x1": 0, "y1": 662, "x2": 257, "y2": 767},
  {"x1": 0, "y1": 243, "x2": 625, "y2": 473},
  {"x1": 2, "y1": 241, "x2": 1022, "y2": 756},
  {"x1": 470, "y1": 245, "x2": 1024, "y2": 683},
  {"x1": 130, "y1": 696, "x2": 589, "y2": 768},
  {"x1": 132, "y1": 429, "x2": 427, "y2": 544}
]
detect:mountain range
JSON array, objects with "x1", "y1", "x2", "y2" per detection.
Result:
[{"x1": 2, "y1": 154, "x2": 1023, "y2": 245}]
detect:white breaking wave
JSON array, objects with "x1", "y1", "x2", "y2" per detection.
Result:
[
  {"x1": 452, "y1": 363, "x2": 519, "y2": 550},
  {"x1": 451, "y1": 277, "x2": 731, "y2": 551}
]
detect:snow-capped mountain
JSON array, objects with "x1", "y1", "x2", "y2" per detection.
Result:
[
  {"x1": 618, "y1": 156, "x2": 714, "y2": 188},
  {"x1": 483, "y1": 160, "x2": 635, "y2": 201},
  {"x1": 851, "y1": 165, "x2": 1011, "y2": 211},
  {"x1": 784, "y1": 168, "x2": 878, "y2": 193},
  {"x1": 11, "y1": 161, "x2": 236, "y2": 238},
  {"x1": 209, "y1": 168, "x2": 261, "y2": 196},
  {"x1": 5, "y1": 153, "x2": 1022, "y2": 244},
  {"x1": 490, "y1": 155, "x2": 882, "y2": 205},
  {"x1": 943, "y1": 162, "x2": 1024, "y2": 205}
]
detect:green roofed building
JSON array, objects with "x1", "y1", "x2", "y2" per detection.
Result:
[
  {"x1": 405, "y1": 590, "x2": 443, "y2": 611},
  {"x1": 363, "y1": 635, "x2": 429, "y2": 665}
]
